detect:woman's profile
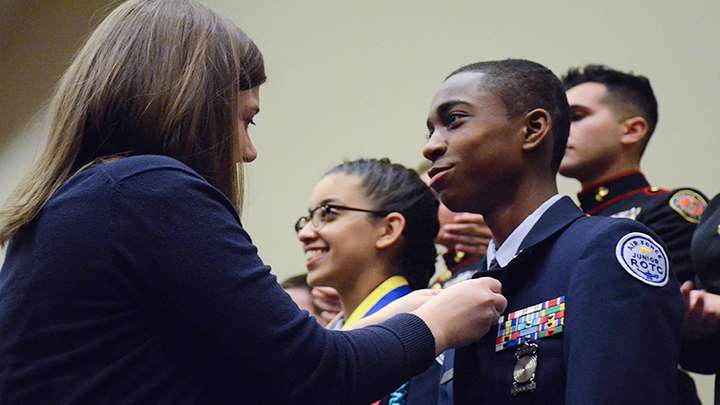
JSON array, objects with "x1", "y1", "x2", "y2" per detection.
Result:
[{"x1": 0, "y1": 1, "x2": 506, "y2": 404}]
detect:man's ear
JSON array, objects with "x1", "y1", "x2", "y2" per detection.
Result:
[
  {"x1": 376, "y1": 212, "x2": 405, "y2": 249},
  {"x1": 620, "y1": 116, "x2": 649, "y2": 146},
  {"x1": 522, "y1": 108, "x2": 552, "y2": 151}
]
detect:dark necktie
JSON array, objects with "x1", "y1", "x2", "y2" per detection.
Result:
[
  {"x1": 487, "y1": 258, "x2": 501, "y2": 273},
  {"x1": 473, "y1": 257, "x2": 504, "y2": 281}
]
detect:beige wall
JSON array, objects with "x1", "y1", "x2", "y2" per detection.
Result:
[
  {"x1": 0, "y1": 1, "x2": 117, "y2": 262},
  {"x1": 210, "y1": 0, "x2": 720, "y2": 281},
  {"x1": 1, "y1": 0, "x2": 717, "y2": 401}
]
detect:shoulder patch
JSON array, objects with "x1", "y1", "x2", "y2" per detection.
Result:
[
  {"x1": 615, "y1": 232, "x2": 669, "y2": 287},
  {"x1": 669, "y1": 189, "x2": 707, "y2": 223}
]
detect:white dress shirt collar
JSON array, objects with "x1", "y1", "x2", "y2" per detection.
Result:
[{"x1": 486, "y1": 194, "x2": 563, "y2": 270}]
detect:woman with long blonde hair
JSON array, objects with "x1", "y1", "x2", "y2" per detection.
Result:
[{"x1": 0, "y1": 1, "x2": 506, "y2": 404}]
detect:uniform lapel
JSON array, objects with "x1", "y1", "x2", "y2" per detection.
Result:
[
  {"x1": 517, "y1": 196, "x2": 584, "y2": 254},
  {"x1": 473, "y1": 197, "x2": 584, "y2": 282}
]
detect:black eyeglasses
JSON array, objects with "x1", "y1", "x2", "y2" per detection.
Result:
[{"x1": 294, "y1": 203, "x2": 386, "y2": 233}]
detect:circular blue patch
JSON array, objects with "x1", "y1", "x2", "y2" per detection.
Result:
[{"x1": 615, "y1": 232, "x2": 669, "y2": 287}]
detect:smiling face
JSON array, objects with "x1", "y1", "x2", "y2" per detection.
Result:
[
  {"x1": 559, "y1": 82, "x2": 624, "y2": 182},
  {"x1": 297, "y1": 173, "x2": 385, "y2": 291},
  {"x1": 423, "y1": 72, "x2": 524, "y2": 214},
  {"x1": 419, "y1": 170, "x2": 456, "y2": 227}
]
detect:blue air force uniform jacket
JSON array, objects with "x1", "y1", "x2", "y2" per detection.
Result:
[{"x1": 454, "y1": 197, "x2": 684, "y2": 405}]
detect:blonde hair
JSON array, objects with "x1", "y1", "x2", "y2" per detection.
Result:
[{"x1": 0, "y1": 0, "x2": 265, "y2": 245}]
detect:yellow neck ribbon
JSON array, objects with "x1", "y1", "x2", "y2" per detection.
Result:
[{"x1": 342, "y1": 275, "x2": 412, "y2": 330}]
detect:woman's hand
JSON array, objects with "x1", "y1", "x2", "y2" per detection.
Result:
[
  {"x1": 344, "y1": 289, "x2": 440, "y2": 329},
  {"x1": 411, "y1": 277, "x2": 507, "y2": 355}
]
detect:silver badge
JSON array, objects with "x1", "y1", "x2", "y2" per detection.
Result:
[{"x1": 511, "y1": 342, "x2": 538, "y2": 396}]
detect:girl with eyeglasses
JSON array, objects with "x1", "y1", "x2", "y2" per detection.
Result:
[
  {"x1": 297, "y1": 158, "x2": 441, "y2": 404},
  {"x1": 297, "y1": 159, "x2": 439, "y2": 330},
  {"x1": 0, "y1": 1, "x2": 506, "y2": 404}
]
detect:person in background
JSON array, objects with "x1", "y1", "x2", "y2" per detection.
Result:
[
  {"x1": 433, "y1": 204, "x2": 492, "y2": 287},
  {"x1": 297, "y1": 158, "x2": 441, "y2": 404},
  {"x1": 312, "y1": 163, "x2": 495, "y2": 325},
  {"x1": 560, "y1": 64, "x2": 706, "y2": 285},
  {"x1": 692, "y1": 195, "x2": 720, "y2": 295},
  {"x1": 688, "y1": 194, "x2": 720, "y2": 402},
  {"x1": 281, "y1": 274, "x2": 321, "y2": 322},
  {"x1": 0, "y1": 1, "x2": 508, "y2": 403},
  {"x1": 559, "y1": 64, "x2": 712, "y2": 403},
  {"x1": 424, "y1": 58, "x2": 683, "y2": 404},
  {"x1": 305, "y1": 160, "x2": 494, "y2": 405}
]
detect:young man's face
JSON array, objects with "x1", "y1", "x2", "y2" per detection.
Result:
[
  {"x1": 423, "y1": 72, "x2": 523, "y2": 214},
  {"x1": 559, "y1": 82, "x2": 625, "y2": 181}
]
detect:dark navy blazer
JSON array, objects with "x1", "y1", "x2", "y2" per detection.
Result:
[
  {"x1": 454, "y1": 197, "x2": 684, "y2": 405},
  {"x1": 0, "y1": 156, "x2": 436, "y2": 405}
]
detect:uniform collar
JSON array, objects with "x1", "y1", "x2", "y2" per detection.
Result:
[
  {"x1": 486, "y1": 194, "x2": 563, "y2": 269},
  {"x1": 518, "y1": 196, "x2": 585, "y2": 252},
  {"x1": 577, "y1": 171, "x2": 649, "y2": 214},
  {"x1": 479, "y1": 196, "x2": 584, "y2": 275}
]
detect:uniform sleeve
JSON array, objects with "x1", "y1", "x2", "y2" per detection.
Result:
[
  {"x1": 565, "y1": 219, "x2": 684, "y2": 404},
  {"x1": 683, "y1": 195, "x2": 720, "y2": 373},
  {"x1": 680, "y1": 333, "x2": 720, "y2": 374},
  {"x1": 110, "y1": 167, "x2": 435, "y2": 404},
  {"x1": 641, "y1": 190, "x2": 718, "y2": 373},
  {"x1": 691, "y1": 193, "x2": 720, "y2": 293},
  {"x1": 638, "y1": 189, "x2": 707, "y2": 283}
]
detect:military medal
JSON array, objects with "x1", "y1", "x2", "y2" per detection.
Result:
[
  {"x1": 495, "y1": 296, "x2": 566, "y2": 396},
  {"x1": 495, "y1": 296, "x2": 565, "y2": 352},
  {"x1": 595, "y1": 186, "x2": 609, "y2": 202},
  {"x1": 511, "y1": 340, "x2": 537, "y2": 396}
]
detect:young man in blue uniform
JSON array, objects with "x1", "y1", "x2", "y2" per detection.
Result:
[
  {"x1": 423, "y1": 59, "x2": 684, "y2": 404},
  {"x1": 559, "y1": 65, "x2": 715, "y2": 402}
]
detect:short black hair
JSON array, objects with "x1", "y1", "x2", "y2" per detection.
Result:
[
  {"x1": 562, "y1": 64, "x2": 658, "y2": 155},
  {"x1": 448, "y1": 59, "x2": 571, "y2": 173}
]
